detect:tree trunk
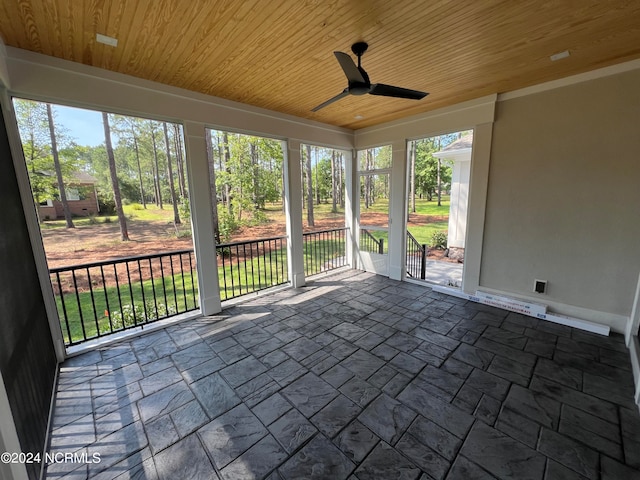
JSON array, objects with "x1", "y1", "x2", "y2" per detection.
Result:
[
  {"x1": 150, "y1": 123, "x2": 163, "y2": 209},
  {"x1": 102, "y1": 112, "x2": 129, "y2": 241},
  {"x1": 437, "y1": 158, "x2": 442, "y2": 207},
  {"x1": 250, "y1": 141, "x2": 260, "y2": 208},
  {"x1": 173, "y1": 124, "x2": 187, "y2": 198},
  {"x1": 222, "y1": 132, "x2": 232, "y2": 216},
  {"x1": 410, "y1": 141, "x2": 416, "y2": 214},
  {"x1": 163, "y1": 122, "x2": 181, "y2": 225},
  {"x1": 305, "y1": 144, "x2": 314, "y2": 227},
  {"x1": 205, "y1": 130, "x2": 221, "y2": 243},
  {"x1": 46, "y1": 104, "x2": 74, "y2": 228},
  {"x1": 131, "y1": 125, "x2": 146, "y2": 209},
  {"x1": 338, "y1": 153, "x2": 344, "y2": 209},
  {"x1": 331, "y1": 150, "x2": 337, "y2": 213},
  {"x1": 315, "y1": 147, "x2": 320, "y2": 205}
]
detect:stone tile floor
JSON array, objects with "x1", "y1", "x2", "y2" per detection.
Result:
[{"x1": 47, "y1": 270, "x2": 640, "y2": 479}]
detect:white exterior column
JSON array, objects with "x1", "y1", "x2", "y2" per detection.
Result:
[
  {"x1": 463, "y1": 122, "x2": 493, "y2": 293},
  {"x1": 283, "y1": 140, "x2": 305, "y2": 288},
  {"x1": 183, "y1": 121, "x2": 221, "y2": 315},
  {"x1": 448, "y1": 157, "x2": 471, "y2": 248},
  {"x1": 343, "y1": 148, "x2": 357, "y2": 268},
  {"x1": 388, "y1": 140, "x2": 408, "y2": 280}
]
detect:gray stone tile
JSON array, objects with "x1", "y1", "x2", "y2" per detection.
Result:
[
  {"x1": 446, "y1": 456, "x2": 497, "y2": 480},
  {"x1": 218, "y1": 344, "x2": 250, "y2": 364},
  {"x1": 93, "y1": 382, "x2": 143, "y2": 419},
  {"x1": 339, "y1": 377, "x2": 381, "y2": 407},
  {"x1": 538, "y1": 428, "x2": 599, "y2": 480},
  {"x1": 235, "y1": 372, "x2": 280, "y2": 407},
  {"x1": 279, "y1": 434, "x2": 355, "y2": 480},
  {"x1": 267, "y1": 358, "x2": 306, "y2": 387},
  {"x1": 495, "y1": 407, "x2": 541, "y2": 448},
  {"x1": 221, "y1": 434, "x2": 288, "y2": 480},
  {"x1": 398, "y1": 383, "x2": 474, "y2": 438},
  {"x1": 219, "y1": 355, "x2": 268, "y2": 387},
  {"x1": 180, "y1": 356, "x2": 226, "y2": 384},
  {"x1": 559, "y1": 404, "x2": 622, "y2": 459},
  {"x1": 463, "y1": 369, "x2": 510, "y2": 401},
  {"x1": 474, "y1": 394, "x2": 501, "y2": 425},
  {"x1": 503, "y1": 384, "x2": 561, "y2": 429},
  {"x1": 281, "y1": 372, "x2": 339, "y2": 417},
  {"x1": 396, "y1": 433, "x2": 450, "y2": 480},
  {"x1": 88, "y1": 421, "x2": 149, "y2": 476},
  {"x1": 252, "y1": 392, "x2": 293, "y2": 426},
  {"x1": 233, "y1": 325, "x2": 273, "y2": 348},
  {"x1": 601, "y1": 456, "x2": 640, "y2": 480},
  {"x1": 140, "y1": 357, "x2": 174, "y2": 377},
  {"x1": 451, "y1": 343, "x2": 494, "y2": 370},
  {"x1": 190, "y1": 373, "x2": 241, "y2": 419},
  {"x1": 311, "y1": 394, "x2": 361, "y2": 438},
  {"x1": 371, "y1": 343, "x2": 399, "y2": 361},
  {"x1": 48, "y1": 413, "x2": 95, "y2": 454},
  {"x1": 94, "y1": 404, "x2": 140, "y2": 439},
  {"x1": 144, "y1": 414, "x2": 179, "y2": 454},
  {"x1": 139, "y1": 365, "x2": 183, "y2": 396},
  {"x1": 452, "y1": 383, "x2": 483, "y2": 414},
  {"x1": 268, "y1": 408, "x2": 317, "y2": 453},
  {"x1": 281, "y1": 337, "x2": 322, "y2": 361},
  {"x1": 342, "y1": 349, "x2": 386, "y2": 379},
  {"x1": 389, "y1": 352, "x2": 426, "y2": 375},
  {"x1": 524, "y1": 338, "x2": 556, "y2": 359},
  {"x1": 334, "y1": 420, "x2": 379, "y2": 463},
  {"x1": 354, "y1": 331, "x2": 385, "y2": 350},
  {"x1": 487, "y1": 355, "x2": 532, "y2": 386},
  {"x1": 408, "y1": 415, "x2": 462, "y2": 461},
  {"x1": 441, "y1": 357, "x2": 473, "y2": 380},
  {"x1": 170, "y1": 342, "x2": 215, "y2": 371},
  {"x1": 582, "y1": 371, "x2": 636, "y2": 409},
  {"x1": 137, "y1": 381, "x2": 195, "y2": 423},
  {"x1": 385, "y1": 331, "x2": 423, "y2": 353},
  {"x1": 416, "y1": 365, "x2": 464, "y2": 396},
  {"x1": 355, "y1": 441, "x2": 421, "y2": 480},
  {"x1": 358, "y1": 394, "x2": 416, "y2": 445},
  {"x1": 545, "y1": 460, "x2": 590, "y2": 480},
  {"x1": 460, "y1": 422, "x2": 545, "y2": 480},
  {"x1": 261, "y1": 349, "x2": 289, "y2": 368},
  {"x1": 170, "y1": 400, "x2": 209, "y2": 438},
  {"x1": 530, "y1": 375, "x2": 618, "y2": 424},
  {"x1": 322, "y1": 363, "x2": 355, "y2": 388},
  {"x1": 533, "y1": 357, "x2": 582, "y2": 390},
  {"x1": 474, "y1": 337, "x2": 537, "y2": 367},
  {"x1": 481, "y1": 326, "x2": 528, "y2": 349},
  {"x1": 198, "y1": 403, "x2": 267, "y2": 469},
  {"x1": 154, "y1": 434, "x2": 218, "y2": 480}
]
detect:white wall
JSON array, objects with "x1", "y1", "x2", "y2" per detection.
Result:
[{"x1": 482, "y1": 68, "x2": 640, "y2": 331}]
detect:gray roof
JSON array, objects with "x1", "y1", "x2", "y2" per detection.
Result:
[{"x1": 440, "y1": 132, "x2": 473, "y2": 152}]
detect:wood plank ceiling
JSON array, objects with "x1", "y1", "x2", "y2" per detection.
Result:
[{"x1": 1, "y1": 0, "x2": 640, "y2": 129}]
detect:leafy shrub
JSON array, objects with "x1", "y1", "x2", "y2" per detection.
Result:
[
  {"x1": 430, "y1": 230, "x2": 448, "y2": 249},
  {"x1": 102, "y1": 302, "x2": 176, "y2": 333},
  {"x1": 178, "y1": 196, "x2": 191, "y2": 222},
  {"x1": 131, "y1": 203, "x2": 144, "y2": 211},
  {"x1": 218, "y1": 209, "x2": 239, "y2": 242},
  {"x1": 98, "y1": 194, "x2": 116, "y2": 216}
]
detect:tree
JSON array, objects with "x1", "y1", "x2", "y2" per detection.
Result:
[
  {"x1": 205, "y1": 129, "x2": 221, "y2": 243},
  {"x1": 163, "y1": 122, "x2": 181, "y2": 225},
  {"x1": 46, "y1": 104, "x2": 75, "y2": 228},
  {"x1": 305, "y1": 144, "x2": 314, "y2": 227},
  {"x1": 102, "y1": 112, "x2": 129, "y2": 241}
]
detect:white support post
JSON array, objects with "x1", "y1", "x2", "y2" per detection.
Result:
[
  {"x1": 283, "y1": 140, "x2": 305, "y2": 288},
  {"x1": 463, "y1": 122, "x2": 494, "y2": 293},
  {"x1": 388, "y1": 140, "x2": 408, "y2": 281},
  {"x1": 344, "y1": 149, "x2": 357, "y2": 269},
  {"x1": 183, "y1": 121, "x2": 221, "y2": 315}
]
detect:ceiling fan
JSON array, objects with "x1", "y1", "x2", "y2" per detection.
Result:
[{"x1": 311, "y1": 42, "x2": 429, "y2": 112}]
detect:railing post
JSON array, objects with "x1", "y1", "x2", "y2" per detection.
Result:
[
  {"x1": 379, "y1": 238, "x2": 384, "y2": 255},
  {"x1": 421, "y1": 244, "x2": 427, "y2": 280}
]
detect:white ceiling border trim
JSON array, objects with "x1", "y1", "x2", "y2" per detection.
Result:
[
  {"x1": 5, "y1": 47, "x2": 354, "y2": 148},
  {"x1": 499, "y1": 58, "x2": 640, "y2": 102}
]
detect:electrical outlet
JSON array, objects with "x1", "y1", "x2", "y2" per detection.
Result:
[{"x1": 534, "y1": 279, "x2": 547, "y2": 294}]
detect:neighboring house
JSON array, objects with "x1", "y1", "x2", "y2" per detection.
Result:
[{"x1": 37, "y1": 171, "x2": 99, "y2": 220}]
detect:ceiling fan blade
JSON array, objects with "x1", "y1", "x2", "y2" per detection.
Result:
[
  {"x1": 334, "y1": 52, "x2": 365, "y2": 83},
  {"x1": 369, "y1": 83, "x2": 428, "y2": 100},
  {"x1": 311, "y1": 89, "x2": 350, "y2": 112}
]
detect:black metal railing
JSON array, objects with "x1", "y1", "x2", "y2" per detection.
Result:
[
  {"x1": 406, "y1": 231, "x2": 427, "y2": 279},
  {"x1": 50, "y1": 249, "x2": 198, "y2": 346},
  {"x1": 216, "y1": 235, "x2": 288, "y2": 301},
  {"x1": 360, "y1": 228, "x2": 385, "y2": 254},
  {"x1": 303, "y1": 227, "x2": 348, "y2": 276}
]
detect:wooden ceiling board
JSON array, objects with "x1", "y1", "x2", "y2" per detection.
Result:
[{"x1": 1, "y1": 0, "x2": 640, "y2": 129}]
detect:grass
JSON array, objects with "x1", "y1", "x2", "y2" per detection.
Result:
[{"x1": 55, "y1": 272, "x2": 199, "y2": 345}]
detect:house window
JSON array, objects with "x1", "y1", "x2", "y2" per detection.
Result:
[
  {"x1": 66, "y1": 188, "x2": 80, "y2": 201},
  {"x1": 39, "y1": 199, "x2": 53, "y2": 207}
]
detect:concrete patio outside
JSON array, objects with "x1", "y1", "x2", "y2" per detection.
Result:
[{"x1": 47, "y1": 270, "x2": 640, "y2": 480}]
